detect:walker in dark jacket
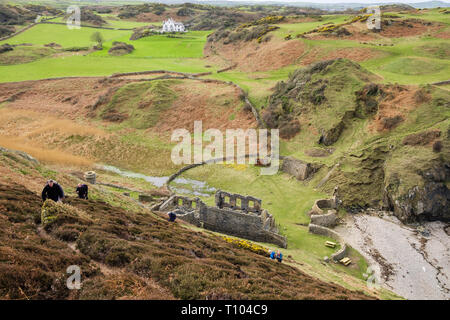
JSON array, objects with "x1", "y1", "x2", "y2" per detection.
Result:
[
  {"x1": 76, "y1": 184, "x2": 89, "y2": 199},
  {"x1": 168, "y1": 211, "x2": 177, "y2": 222},
  {"x1": 42, "y1": 180, "x2": 65, "y2": 202}
]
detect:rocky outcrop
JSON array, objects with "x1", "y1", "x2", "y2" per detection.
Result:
[
  {"x1": 318, "y1": 122, "x2": 345, "y2": 146},
  {"x1": 318, "y1": 110, "x2": 355, "y2": 146},
  {"x1": 0, "y1": 146, "x2": 38, "y2": 164},
  {"x1": 79, "y1": 9, "x2": 106, "y2": 26},
  {"x1": 385, "y1": 163, "x2": 450, "y2": 222},
  {"x1": 0, "y1": 25, "x2": 14, "y2": 38}
]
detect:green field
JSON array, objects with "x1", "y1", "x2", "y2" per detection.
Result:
[
  {"x1": 1, "y1": 9, "x2": 449, "y2": 87},
  {"x1": 92, "y1": 31, "x2": 211, "y2": 58},
  {"x1": 0, "y1": 25, "x2": 212, "y2": 82},
  {"x1": 0, "y1": 24, "x2": 131, "y2": 47},
  {"x1": 50, "y1": 15, "x2": 158, "y2": 29}
]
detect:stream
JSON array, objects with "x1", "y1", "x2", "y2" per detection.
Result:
[{"x1": 100, "y1": 165, "x2": 216, "y2": 197}]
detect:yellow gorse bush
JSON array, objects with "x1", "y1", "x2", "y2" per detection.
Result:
[
  {"x1": 296, "y1": 14, "x2": 373, "y2": 37},
  {"x1": 238, "y1": 15, "x2": 285, "y2": 30},
  {"x1": 222, "y1": 163, "x2": 248, "y2": 171},
  {"x1": 221, "y1": 236, "x2": 268, "y2": 256}
]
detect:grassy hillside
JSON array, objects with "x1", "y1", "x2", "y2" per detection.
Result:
[
  {"x1": 262, "y1": 58, "x2": 449, "y2": 221},
  {"x1": 0, "y1": 74, "x2": 402, "y2": 298},
  {"x1": 0, "y1": 147, "x2": 376, "y2": 300},
  {"x1": 0, "y1": 3, "x2": 448, "y2": 300}
]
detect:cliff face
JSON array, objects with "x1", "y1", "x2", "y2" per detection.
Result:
[{"x1": 385, "y1": 162, "x2": 450, "y2": 222}]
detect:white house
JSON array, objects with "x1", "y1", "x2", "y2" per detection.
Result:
[{"x1": 161, "y1": 18, "x2": 186, "y2": 33}]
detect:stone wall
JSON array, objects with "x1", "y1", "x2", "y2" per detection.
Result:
[
  {"x1": 308, "y1": 188, "x2": 347, "y2": 262},
  {"x1": 308, "y1": 224, "x2": 347, "y2": 261},
  {"x1": 200, "y1": 206, "x2": 285, "y2": 247},
  {"x1": 160, "y1": 195, "x2": 205, "y2": 212},
  {"x1": 281, "y1": 157, "x2": 320, "y2": 181},
  {"x1": 309, "y1": 187, "x2": 339, "y2": 215},
  {"x1": 159, "y1": 192, "x2": 287, "y2": 248},
  {"x1": 310, "y1": 211, "x2": 338, "y2": 228},
  {"x1": 215, "y1": 190, "x2": 262, "y2": 214}
]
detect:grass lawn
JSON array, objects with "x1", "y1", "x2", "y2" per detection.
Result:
[
  {"x1": 0, "y1": 55, "x2": 210, "y2": 82},
  {"x1": 394, "y1": 7, "x2": 450, "y2": 24},
  {"x1": 0, "y1": 23, "x2": 212, "y2": 82},
  {"x1": 92, "y1": 31, "x2": 211, "y2": 59},
  {"x1": 0, "y1": 24, "x2": 131, "y2": 48},
  {"x1": 51, "y1": 15, "x2": 158, "y2": 29}
]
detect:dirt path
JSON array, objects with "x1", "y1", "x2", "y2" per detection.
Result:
[{"x1": 335, "y1": 212, "x2": 449, "y2": 300}]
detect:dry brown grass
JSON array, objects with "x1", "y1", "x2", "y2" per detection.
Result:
[
  {"x1": 204, "y1": 37, "x2": 305, "y2": 72},
  {"x1": 0, "y1": 109, "x2": 107, "y2": 138},
  {"x1": 152, "y1": 81, "x2": 257, "y2": 135},
  {"x1": 368, "y1": 85, "x2": 423, "y2": 132},
  {"x1": 0, "y1": 135, "x2": 93, "y2": 166},
  {"x1": 300, "y1": 47, "x2": 384, "y2": 66}
]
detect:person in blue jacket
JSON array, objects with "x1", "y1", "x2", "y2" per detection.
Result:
[
  {"x1": 276, "y1": 250, "x2": 283, "y2": 263},
  {"x1": 269, "y1": 250, "x2": 276, "y2": 260}
]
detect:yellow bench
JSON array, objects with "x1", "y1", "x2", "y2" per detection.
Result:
[
  {"x1": 339, "y1": 257, "x2": 352, "y2": 266},
  {"x1": 325, "y1": 241, "x2": 336, "y2": 248}
]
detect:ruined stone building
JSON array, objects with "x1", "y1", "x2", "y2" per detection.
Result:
[{"x1": 159, "y1": 190, "x2": 287, "y2": 248}]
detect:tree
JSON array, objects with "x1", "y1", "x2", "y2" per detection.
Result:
[{"x1": 90, "y1": 31, "x2": 104, "y2": 48}]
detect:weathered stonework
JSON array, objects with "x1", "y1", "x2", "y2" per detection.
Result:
[
  {"x1": 308, "y1": 224, "x2": 347, "y2": 261},
  {"x1": 310, "y1": 211, "x2": 338, "y2": 228},
  {"x1": 215, "y1": 190, "x2": 262, "y2": 213},
  {"x1": 84, "y1": 171, "x2": 96, "y2": 184},
  {"x1": 309, "y1": 186, "x2": 339, "y2": 215},
  {"x1": 159, "y1": 191, "x2": 287, "y2": 248},
  {"x1": 281, "y1": 156, "x2": 320, "y2": 181},
  {"x1": 307, "y1": 187, "x2": 347, "y2": 262}
]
